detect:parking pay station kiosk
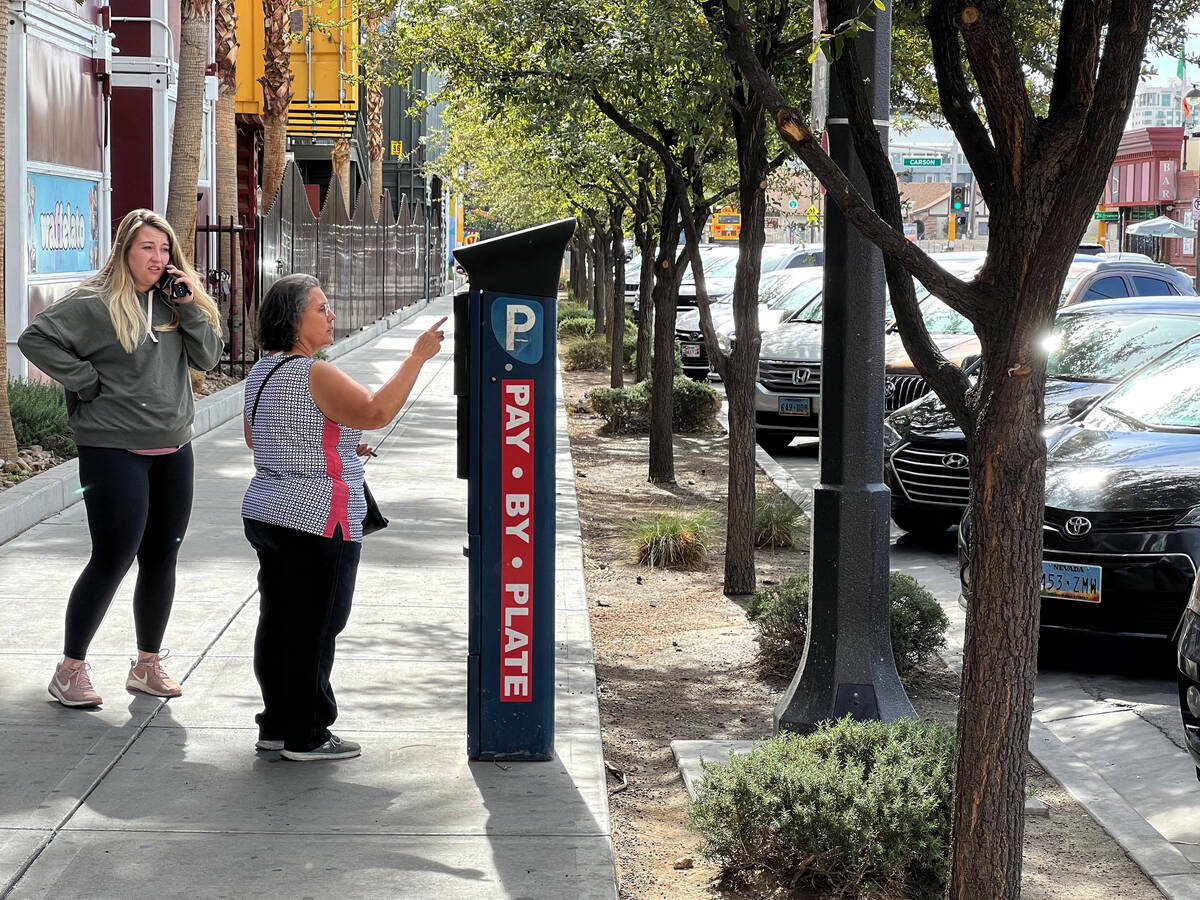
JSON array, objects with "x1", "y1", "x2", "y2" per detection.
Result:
[{"x1": 453, "y1": 219, "x2": 575, "y2": 761}]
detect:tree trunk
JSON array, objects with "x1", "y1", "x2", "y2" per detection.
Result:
[
  {"x1": 165, "y1": 0, "x2": 212, "y2": 263},
  {"x1": 591, "y1": 221, "x2": 607, "y2": 336},
  {"x1": 571, "y1": 233, "x2": 587, "y2": 304},
  {"x1": 214, "y1": 0, "x2": 239, "y2": 350},
  {"x1": 721, "y1": 90, "x2": 768, "y2": 596},
  {"x1": 580, "y1": 228, "x2": 594, "y2": 310},
  {"x1": 0, "y1": 0, "x2": 16, "y2": 463},
  {"x1": 648, "y1": 185, "x2": 684, "y2": 485},
  {"x1": 951, "y1": 354, "x2": 1046, "y2": 898},
  {"x1": 332, "y1": 138, "x2": 351, "y2": 213},
  {"x1": 365, "y1": 16, "x2": 384, "y2": 221},
  {"x1": 259, "y1": 0, "x2": 294, "y2": 211},
  {"x1": 609, "y1": 206, "x2": 626, "y2": 389},
  {"x1": 635, "y1": 240, "x2": 654, "y2": 383}
]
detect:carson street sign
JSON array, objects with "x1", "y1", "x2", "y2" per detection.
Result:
[{"x1": 903, "y1": 156, "x2": 941, "y2": 167}]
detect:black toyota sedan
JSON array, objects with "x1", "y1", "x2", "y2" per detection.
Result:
[
  {"x1": 885, "y1": 298, "x2": 1200, "y2": 537},
  {"x1": 959, "y1": 331, "x2": 1200, "y2": 646}
]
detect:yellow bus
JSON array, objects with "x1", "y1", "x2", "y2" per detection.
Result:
[{"x1": 711, "y1": 207, "x2": 741, "y2": 241}]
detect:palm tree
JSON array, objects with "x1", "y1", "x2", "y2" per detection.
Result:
[
  {"x1": 365, "y1": 16, "x2": 383, "y2": 221},
  {"x1": 165, "y1": 0, "x2": 212, "y2": 263},
  {"x1": 259, "y1": 0, "x2": 294, "y2": 210},
  {"x1": 0, "y1": 0, "x2": 18, "y2": 463},
  {"x1": 332, "y1": 137, "x2": 351, "y2": 212}
]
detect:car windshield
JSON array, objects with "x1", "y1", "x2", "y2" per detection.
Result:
[
  {"x1": 704, "y1": 253, "x2": 741, "y2": 279},
  {"x1": 1097, "y1": 337, "x2": 1200, "y2": 430},
  {"x1": 1042, "y1": 313, "x2": 1200, "y2": 382},
  {"x1": 917, "y1": 296, "x2": 973, "y2": 334},
  {"x1": 770, "y1": 278, "x2": 824, "y2": 311}
]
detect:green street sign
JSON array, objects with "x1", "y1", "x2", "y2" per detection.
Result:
[
  {"x1": 903, "y1": 156, "x2": 941, "y2": 167},
  {"x1": 1093, "y1": 210, "x2": 1119, "y2": 222}
]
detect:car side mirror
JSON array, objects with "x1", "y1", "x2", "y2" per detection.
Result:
[
  {"x1": 961, "y1": 354, "x2": 981, "y2": 373},
  {"x1": 1066, "y1": 395, "x2": 1096, "y2": 420}
]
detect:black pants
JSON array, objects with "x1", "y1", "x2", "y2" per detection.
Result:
[
  {"x1": 64, "y1": 444, "x2": 195, "y2": 660},
  {"x1": 244, "y1": 518, "x2": 360, "y2": 752}
]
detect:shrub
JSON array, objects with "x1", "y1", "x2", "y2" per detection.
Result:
[
  {"x1": 754, "y1": 496, "x2": 806, "y2": 548},
  {"x1": 562, "y1": 338, "x2": 609, "y2": 371},
  {"x1": 622, "y1": 332, "x2": 637, "y2": 369},
  {"x1": 746, "y1": 571, "x2": 947, "y2": 675},
  {"x1": 7, "y1": 379, "x2": 76, "y2": 459},
  {"x1": 688, "y1": 717, "x2": 954, "y2": 898},
  {"x1": 625, "y1": 508, "x2": 715, "y2": 568},
  {"x1": 672, "y1": 376, "x2": 722, "y2": 432},
  {"x1": 558, "y1": 316, "x2": 596, "y2": 339},
  {"x1": 889, "y1": 573, "x2": 949, "y2": 674},
  {"x1": 557, "y1": 301, "x2": 591, "y2": 320},
  {"x1": 586, "y1": 377, "x2": 722, "y2": 434}
]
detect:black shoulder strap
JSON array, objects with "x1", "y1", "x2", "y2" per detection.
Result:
[{"x1": 250, "y1": 355, "x2": 304, "y2": 425}]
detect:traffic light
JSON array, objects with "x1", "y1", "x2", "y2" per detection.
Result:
[{"x1": 950, "y1": 183, "x2": 966, "y2": 212}]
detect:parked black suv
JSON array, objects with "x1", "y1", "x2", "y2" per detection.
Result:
[{"x1": 886, "y1": 298, "x2": 1200, "y2": 536}]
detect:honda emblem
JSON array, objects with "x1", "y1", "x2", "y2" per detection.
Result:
[{"x1": 792, "y1": 367, "x2": 811, "y2": 386}]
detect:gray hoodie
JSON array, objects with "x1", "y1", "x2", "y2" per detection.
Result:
[{"x1": 18, "y1": 283, "x2": 224, "y2": 449}]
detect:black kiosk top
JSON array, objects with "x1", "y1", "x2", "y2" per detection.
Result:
[{"x1": 453, "y1": 219, "x2": 576, "y2": 298}]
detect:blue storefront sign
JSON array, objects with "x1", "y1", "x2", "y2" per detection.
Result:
[{"x1": 27, "y1": 173, "x2": 100, "y2": 276}]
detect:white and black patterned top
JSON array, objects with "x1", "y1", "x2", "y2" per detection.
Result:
[{"x1": 242, "y1": 354, "x2": 366, "y2": 542}]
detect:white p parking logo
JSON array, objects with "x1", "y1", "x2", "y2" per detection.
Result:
[{"x1": 506, "y1": 304, "x2": 537, "y2": 351}]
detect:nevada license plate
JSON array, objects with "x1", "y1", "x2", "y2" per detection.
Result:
[
  {"x1": 1041, "y1": 561, "x2": 1102, "y2": 603},
  {"x1": 681, "y1": 342, "x2": 702, "y2": 358},
  {"x1": 779, "y1": 396, "x2": 811, "y2": 416}
]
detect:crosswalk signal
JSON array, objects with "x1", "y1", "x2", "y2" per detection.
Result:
[{"x1": 951, "y1": 183, "x2": 966, "y2": 212}]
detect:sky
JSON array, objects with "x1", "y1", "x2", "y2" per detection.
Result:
[{"x1": 1144, "y1": 18, "x2": 1200, "y2": 88}]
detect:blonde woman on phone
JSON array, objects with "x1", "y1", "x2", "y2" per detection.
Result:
[{"x1": 19, "y1": 208, "x2": 223, "y2": 708}]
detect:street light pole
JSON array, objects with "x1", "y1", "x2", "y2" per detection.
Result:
[{"x1": 774, "y1": 0, "x2": 915, "y2": 734}]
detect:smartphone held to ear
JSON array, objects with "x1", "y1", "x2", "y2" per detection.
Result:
[{"x1": 156, "y1": 272, "x2": 191, "y2": 300}]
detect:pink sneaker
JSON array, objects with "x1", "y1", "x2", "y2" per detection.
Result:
[
  {"x1": 48, "y1": 661, "x2": 102, "y2": 708},
  {"x1": 126, "y1": 651, "x2": 182, "y2": 698}
]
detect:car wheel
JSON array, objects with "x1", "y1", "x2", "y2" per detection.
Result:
[
  {"x1": 890, "y1": 504, "x2": 960, "y2": 537},
  {"x1": 756, "y1": 430, "x2": 795, "y2": 454}
]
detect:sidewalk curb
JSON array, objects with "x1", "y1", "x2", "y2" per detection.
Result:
[
  {"x1": 0, "y1": 299, "x2": 435, "y2": 546},
  {"x1": 753, "y1": 446, "x2": 1199, "y2": 899}
]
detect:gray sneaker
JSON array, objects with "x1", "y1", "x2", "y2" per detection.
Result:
[
  {"x1": 280, "y1": 734, "x2": 361, "y2": 761},
  {"x1": 255, "y1": 739, "x2": 284, "y2": 751}
]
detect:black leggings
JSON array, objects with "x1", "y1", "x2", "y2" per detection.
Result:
[{"x1": 63, "y1": 444, "x2": 195, "y2": 660}]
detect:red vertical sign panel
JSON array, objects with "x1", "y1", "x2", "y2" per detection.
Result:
[{"x1": 500, "y1": 380, "x2": 535, "y2": 702}]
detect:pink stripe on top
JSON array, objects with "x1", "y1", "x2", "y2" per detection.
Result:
[
  {"x1": 321, "y1": 415, "x2": 350, "y2": 538},
  {"x1": 129, "y1": 446, "x2": 183, "y2": 456}
]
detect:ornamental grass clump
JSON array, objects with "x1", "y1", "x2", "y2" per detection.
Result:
[
  {"x1": 746, "y1": 571, "x2": 947, "y2": 676},
  {"x1": 688, "y1": 717, "x2": 954, "y2": 898},
  {"x1": 625, "y1": 508, "x2": 715, "y2": 568},
  {"x1": 753, "y1": 495, "x2": 806, "y2": 548},
  {"x1": 557, "y1": 300, "x2": 591, "y2": 320}
]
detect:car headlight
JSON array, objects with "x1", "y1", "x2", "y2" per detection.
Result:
[
  {"x1": 1178, "y1": 507, "x2": 1200, "y2": 527},
  {"x1": 883, "y1": 421, "x2": 903, "y2": 452},
  {"x1": 1189, "y1": 571, "x2": 1200, "y2": 615}
]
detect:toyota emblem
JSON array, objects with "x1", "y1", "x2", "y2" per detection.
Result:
[
  {"x1": 792, "y1": 367, "x2": 811, "y2": 386},
  {"x1": 942, "y1": 452, "x2": 969, "y2": 469},
  {"x1": 884, "y1": 379, "x2": 897, "y2": 397},
  {"x1": 1063, "y1": 516, "x2": 1093, "y2": 537}
]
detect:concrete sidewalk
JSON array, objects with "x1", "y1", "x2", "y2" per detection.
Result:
[{"x1": 0, "y1": 297, "x2": 617, "y2": 899}]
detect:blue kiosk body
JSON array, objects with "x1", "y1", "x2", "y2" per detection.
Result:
[{"x1": 453, "y1": 219, "x2": 575, "y2": 761}]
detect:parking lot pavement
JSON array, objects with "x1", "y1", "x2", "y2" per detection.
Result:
[{"x1": 760, "y1": 439, "x2": 1200, "y2": 898}]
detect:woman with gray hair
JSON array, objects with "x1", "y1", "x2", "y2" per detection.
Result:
[{"x1": 241, "y1": 273, "x2": 445, "y2": 760}]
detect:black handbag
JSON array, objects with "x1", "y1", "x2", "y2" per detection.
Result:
[{"x1": 250, "y1": 354, "x2": 388, "y2": 537}]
